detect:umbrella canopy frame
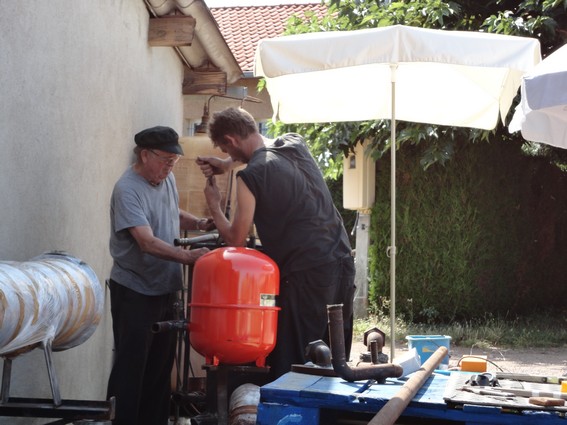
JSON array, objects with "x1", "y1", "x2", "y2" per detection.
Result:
[
  {"x1": 509, "y1": 43, "x2": 567, "y2": 148},
  {"x1": 254, "y1": 25, "x2": 541, "y2": 359}
]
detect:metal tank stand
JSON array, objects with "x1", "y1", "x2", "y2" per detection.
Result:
[
  {"x1": 188, "y1": 364, "x2": 270, "y2": 425},
  {"x1": 1, "y1": 341, "x2": 61, "y2": 405},
  {"x1": 43, "y1": 340, "x2": 62, "y2": 406},
  {"x1": 0, "y1": 342, "x2": 115, "y2": 423}
]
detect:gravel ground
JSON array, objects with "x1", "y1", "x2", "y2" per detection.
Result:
[
  {"x1": 350, "y1": 341, "x2": 567, "y2": 377},
  {"x1": 449, "y1": 345, "x2": 567, "y2": 376}
]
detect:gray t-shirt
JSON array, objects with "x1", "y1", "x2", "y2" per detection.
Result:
[{"x1": 109, "y1": 166, "x2": 182, "y2": 295}]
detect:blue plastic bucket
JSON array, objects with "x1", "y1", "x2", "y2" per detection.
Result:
[{"x1": 405, "y1": 335, "x2": 451, "y2": 366}]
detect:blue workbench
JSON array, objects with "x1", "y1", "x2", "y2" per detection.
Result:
[{"x1": 257, "y1": 371, "x2": 567, "y2": 424}]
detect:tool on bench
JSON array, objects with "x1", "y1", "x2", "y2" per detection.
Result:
[
  {"x1": 466, "y1": 372, "x2": 500, "y2": 387},
  {"x1": 460, "y1": 386, "x2": 515, "y2": 398},
  {"x1": 528, "y1": 396, "x2": 565, "y2": 407},
  {"x1": 477, "y1": 386, "x2": 567, "y2": 401},
  {"x1": 496, "y1": 372, "x2": 565, "y2": 385},
  {"x1": 460, "y1": 386, "x2": 567, "y2": 407}
]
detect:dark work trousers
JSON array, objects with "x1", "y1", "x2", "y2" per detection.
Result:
[
  {"x1": 106, "y1": 279, "x2": 178, "y2": 425},
  {"x1": 266, "y1": 255, "x2": 356, "y2": 380}
]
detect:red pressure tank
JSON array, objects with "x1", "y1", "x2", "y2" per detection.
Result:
[{"x1": 189, "y1": 247, "x2": 280, "y2": 367}]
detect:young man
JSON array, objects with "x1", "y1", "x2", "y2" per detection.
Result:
[{"x1": 197, "y1": 107, "x2": 355, "y2": 380}]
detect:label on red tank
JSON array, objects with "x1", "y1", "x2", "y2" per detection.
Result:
[{"x1": 260, "y1": 294, "x2": 276, "y2": 307}]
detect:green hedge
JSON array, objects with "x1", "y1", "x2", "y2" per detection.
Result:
[{"x1": 368, "y1": 139, "x2": 567, "y2": 322}]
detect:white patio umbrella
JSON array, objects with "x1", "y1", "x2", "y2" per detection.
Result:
[
  {"x1": 509, "y1": 43, "x2": 567, "y2": 148},
  {"x1": 254, "y1": 25, "x2": 540, "y2": 359}
]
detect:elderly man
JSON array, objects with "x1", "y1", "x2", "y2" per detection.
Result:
[
  {"x1": 197, "y1": 107, "x2": 355, "y2": 380},
  {"x1": 107, "y1": 126, "x2": 212, "y2": 425}
]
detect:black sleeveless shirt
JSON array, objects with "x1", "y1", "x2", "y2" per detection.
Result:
[{"x1": 237, "y1": 133, "x2": 352, "y2": 277}]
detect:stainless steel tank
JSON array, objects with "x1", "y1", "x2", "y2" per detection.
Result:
[{"x1": 0, "y1": 251, "x2": 103, "y2": 356}]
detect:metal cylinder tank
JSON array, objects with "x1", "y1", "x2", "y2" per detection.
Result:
[
  {"x1": 0, "y1": 251, "x2": 104, "y2": 356},
  {"x1": 189, "y1": 247, "x2": 279, "y2": 367},
  {"x1": 229, "y1": 383, "x2": 260, "y2": 425}
]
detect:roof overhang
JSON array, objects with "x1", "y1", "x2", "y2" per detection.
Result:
[{"x1": 144, "y1": 0, "x2": 243, "y2": 85}]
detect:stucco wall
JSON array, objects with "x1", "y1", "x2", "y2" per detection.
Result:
[{"x1": 0, "y1": 1, "x2": 185, "y2": 422}]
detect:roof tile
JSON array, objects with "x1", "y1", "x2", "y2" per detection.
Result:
[{"x1": 211, "y1": 4, "x2": 328, "y2": 73}]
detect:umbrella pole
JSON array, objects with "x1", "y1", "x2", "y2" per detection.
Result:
[{"x1": 390, "y1": 65, "x2": 397, "y2": 361}]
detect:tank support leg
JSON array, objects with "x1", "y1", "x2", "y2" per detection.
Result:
[
  {"x1": 42, "y1": 341, "x2": 62, "y2": 406},
  {"x1": 1, "y1": 358, "x2": 12, "y2": 403},
  {"x1": 1, "y1": 346, "x2": 62, "y2": 408},
  {"x1": 216, "y1": 366, "x2": 228, "y2": 425}
]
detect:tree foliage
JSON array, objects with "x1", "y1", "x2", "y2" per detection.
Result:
[
  {"x1": 266, "y1": 0, "x2": 567, "y2": 178},
  {"x1": 261, "y1": 0, "x2": 567, "y2": 322}
]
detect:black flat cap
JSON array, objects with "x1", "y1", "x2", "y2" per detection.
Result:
[{"x1": 134, "y1": 126, "x2": 184, "y2": 155}]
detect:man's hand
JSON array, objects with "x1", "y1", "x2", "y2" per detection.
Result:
[
  {"x1": 196, "y1": 156, "x2": 229, "y2": 178},
  {"x1": 199, "y1": 217, "x2": 216, "y2": 232},
  {"x1": 181, "y1": 247, "x2": 209, "y2": 265},
  {"x1": 204, "y1": 176, "x2": 222, "y2": 209}
]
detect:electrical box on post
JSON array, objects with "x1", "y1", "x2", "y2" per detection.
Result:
[{"x1": 342, "y1": 140, "x2": 376, "y2": 210}]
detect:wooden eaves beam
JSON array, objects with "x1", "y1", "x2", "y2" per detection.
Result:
[
  {"x1": 147, "y1": 14, "x2": 228, "y2": 95},
  {"x1": 183, "y1": 67, "x2": 227, "y2": 95},
  {"x1": 148, "y1": 15, "x2": 196, "y2": 47}
]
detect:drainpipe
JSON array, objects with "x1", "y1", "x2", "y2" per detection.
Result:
[{"x1": 327, "y1": 304, "x2": 402, "y2": 383}]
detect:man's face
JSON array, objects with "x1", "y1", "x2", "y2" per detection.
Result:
[
  {"x1": 217, "y1": 138, "x2": 248, "y2": 163},
  {"x1": 145, "y1": 149, "x2": 180, "y2": 184}
]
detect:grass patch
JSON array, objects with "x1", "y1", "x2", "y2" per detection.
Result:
[{"x1": 354, "y1": 314, "x2": 567, "y2": 349}]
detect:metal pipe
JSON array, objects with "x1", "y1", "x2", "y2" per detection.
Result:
[
  {"x1": 305, "y1": 340, "x2": 332, "y2": 367},
  {"x1": 174, "y1": 232, "x2": 220, "y2": 247},
  {"x1": 229, "y1": 383, "x2": 260, "y2": 425},
  {"x1": 327, "y1": 304, "x2": 402, "y2": 383},
  {"x1": 366, "y1": 330, "x2": 384, "y2": 353},
  {"x1": 370, "y1": 340, "x2": 380, "y2": 364},
  {"x1": 368, "y1": 345, "x2": 448, "y2": 425},
  {"x1": 151, "y1": 319, "x2": 188, "y2": 333}
]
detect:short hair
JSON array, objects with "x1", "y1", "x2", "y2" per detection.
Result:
[
  {"x1": 207, "y1": 107, "x2": 258, "y2": 147},
  {"x1": 133, "y1": 145, "x2": 143, "y2": 161}
]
